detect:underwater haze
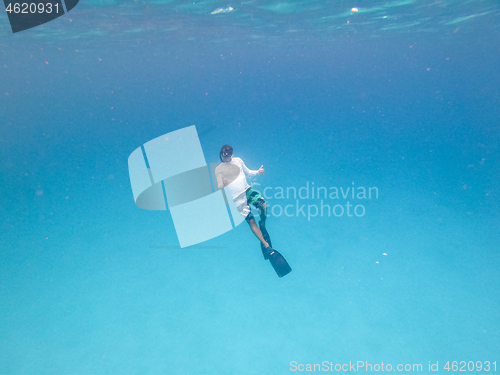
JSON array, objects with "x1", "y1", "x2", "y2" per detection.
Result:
[{"x1": 1, "y1": 0, "x2": 499, "y2": 374}]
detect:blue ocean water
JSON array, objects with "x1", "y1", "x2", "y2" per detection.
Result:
[{"x1": 1, "y1": 1, "x2": 499, "y2": 374}]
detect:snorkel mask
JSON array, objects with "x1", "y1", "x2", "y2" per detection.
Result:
[{"x1": 219, "y1": 145, "x2": 233, "y2": 162}]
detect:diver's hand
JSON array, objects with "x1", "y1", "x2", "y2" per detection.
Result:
[
  {"x1": 222, "y1": 178, "x2": 229, "y2": 186},
  {"x1": 258, "y1": 165, "x2": 265, "y2": 175}
]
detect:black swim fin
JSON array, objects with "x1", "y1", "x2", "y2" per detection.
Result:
[
  {"x1": 266, "y1": 247, "x2": 292, "y2": 278},
  {"x1": 259, "y1": 221, "x2": 272, "y2": 260},
  {"x1": 259, "y1": 222, "x2": 292, "y2": 277}
]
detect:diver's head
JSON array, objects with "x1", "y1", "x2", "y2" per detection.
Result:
[{"x1": 220, "y1": 145, "x2": 233, "y2": 163}]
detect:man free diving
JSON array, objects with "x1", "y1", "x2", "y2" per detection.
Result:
[{"x1": 214, "y1": 145, "x2": 292, "y2": 277}]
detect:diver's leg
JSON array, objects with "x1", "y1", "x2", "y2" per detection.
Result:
[
  {"x1": 247, "y1": 217, "x2": 269, "y2": 248},
  {"x1": 254, "y1": 197, "x2": 267, "y2": 226},
  {"x1": 258, "y1": 200, "x2": 267, "y2": 224}
]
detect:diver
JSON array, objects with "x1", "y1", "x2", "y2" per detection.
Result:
[{"x1": 215, "y1": 145, "x2": 292, "y2": 277}]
